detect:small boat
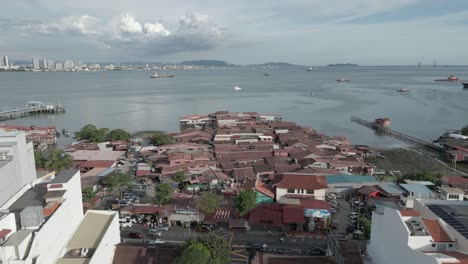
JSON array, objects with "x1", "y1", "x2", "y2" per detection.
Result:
[
  {"x1": 307, "y1": 67, "x2": 313, "y2": 71},
  {"x1": 62, "y1": 129, "x2": 70, "y2": 137},
  {"x1": 336, "y1": 79, "x2": 350, "y2": 82},
  {"x1": 150, "y1": 71, "x2": 160, "y2": 78},
  {"x1": 234, "y1": 86, "x2": 242, "y2": 91},
  {"x1": 434, "y1": 75, "x2": 460, "y2": 82},
  {"x1": 397, "y1": 88, "x2": 410, "y2": 93},
  {"x1": 264, "y1": 72, "x2": 271, "y2": 76},
  {"x1": 463, "y1": 83, "x2": 468, "y2": 88}
]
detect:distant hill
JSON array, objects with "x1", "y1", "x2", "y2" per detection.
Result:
[
  {"x1": 249, "y1": 62, "x2": 296, "y2": 67},
  {"x1": 327, "y1": 63, "x2": 359, "y2": 67},
  {"x1": 179, "y1": 60, "x2": 234, "y2": 67}
]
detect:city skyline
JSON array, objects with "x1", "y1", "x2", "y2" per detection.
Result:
[{"x1": 1, "y1": 0, "x2": 468, "y2": 65}]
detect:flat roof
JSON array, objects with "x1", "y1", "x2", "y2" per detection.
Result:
[
  {"x1": 49, "y1": 169, "x2": 78, "y2": 184},
  {"x1": 0, "y1": 141, "x2": 17, "y2": 147},
  {"x1": 8, "y1": 183, "x2": 47, "y2": 212},
  {"x1": 66, "y1": 212, "x2": 114, "y2": 249},
  {"x1": 0, "y1": 131, "x2": 23, "y2": 137},
  {"x1": 0, "y1": 156, "x2": 13, "y2": 168},
  {"x1": 2, "y1": 229, "x2": 33, "y2": 247},
  {"x1": 44, "y1": 190, "x2": 66, "y2": 199},
  {"x1": 399, "y1": 184, "x2": 434, "y2": 197},
  {"x1": 56, "y1": 259, "x2": 89, "y2": 264},
  {"x1": 70, "y1": 150, "x2": 125, "y2": 161},
  {"x1": 427, "y1": 204, "x2": 468, "y2": 239},
  {"x1": 440, "y1": 187, "x2": 465, "y2": 194}
]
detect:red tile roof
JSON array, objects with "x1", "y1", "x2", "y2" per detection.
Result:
[
  {"x1": 275, "y1": 173, "x2": 327, "y2": 190},
  {"x1": 421, "y1": 218, "x2": 453, "y2": 242},
  {"x1": 282, "y1": 205, "x2": 305, "y2": 224},
  {"x1": 248, "y1": 203, "x2": 283, "y2": 227},
  {"x1": 79, "y1": 160, "x2": 115, "y2": 168},
  {"x1": 299, "y1": 199, "x2": 330, "y2": 210},
  {"x1": 255, "y1": 180, "x2": 275, "y2": 198},
  {"x1": 399, "y1": 210, "x2": 420, "y2": 217},
  {"x1": 441, "y1": 176, "x2": 468, "y2": 185}
]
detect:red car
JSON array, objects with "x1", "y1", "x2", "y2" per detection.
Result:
[{"x1": 128, "y1": 232, "x2": 143, "y2": 239}]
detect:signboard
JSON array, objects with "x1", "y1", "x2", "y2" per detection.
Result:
[{"x1": 304, "y1": 209, "x2": 330, "y2": 219}]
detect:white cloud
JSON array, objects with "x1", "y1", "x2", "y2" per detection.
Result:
[
  {"x1": 143, "y1": 22, "x2": 170, "y2": 36},
  {"x1": 119, "y1": 15, "x2": 143, "y2": 34},
  {"x1": 21, "y1": 14, "x2": 100, "y2": 35}
]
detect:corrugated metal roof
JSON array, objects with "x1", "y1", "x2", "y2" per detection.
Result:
[
  {"x1": 325, "y1": 174, "x2": 378, "y2": 184},
  {"x1": 399, "y1": 184, "x2": 434, "y2": 197}
]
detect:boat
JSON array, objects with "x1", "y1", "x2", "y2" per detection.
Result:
[
  {"x1": 307, "y1": 67, "x2": 313, "y2": 72},
  {"x1": 434, "y1": 75, "x2": 460, "y2": 82},
  {"x1": 150, "y1": 71, "x2": 160, "y2": 78},
  {"x1": 336, "y1": 79, "x2": 350, "y2": 82},
  {"x1": 264, "y1": 72, "x2": 271, "y2": 76},
  {"x1": 234, "y1": 86, "x2": 242, "y2": 91},
  {"x1": 397, "y1": 88, "x2": 410, "y2": 93},
  {"x1": 62, "y1": 129, "x2": 70, "y2": 137},
  {"x1": 150, "y1": 71, "x2": 173, "y2": 78},
  {"x1": 463, "y1": 83, "x2": 468, "y2": 88}
]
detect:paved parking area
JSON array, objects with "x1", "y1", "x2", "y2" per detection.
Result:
[{"x1": 332, "y1": 197, "x2": 352, "y2": 236}]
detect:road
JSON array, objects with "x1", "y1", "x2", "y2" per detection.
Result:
[{"x1": 121, "y1": 225, "x2": 327, "y2": 263}]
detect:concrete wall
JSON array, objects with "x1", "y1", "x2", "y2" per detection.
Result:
[
  {"x1": 0, "y1": 132, "x2": 37, "y2": 208},
  {"x1": 89, "y1": 211, "x2": 120, "y2": 264},
  {"x1": 276, "y1": 188, "x2": 325, "y2": 201},
  {"x1": 367, "y1": 208, "x2": 439, "y2": 264},
  {"x1": 29, "y1": 171, "x2": 83, "y2": 264}
]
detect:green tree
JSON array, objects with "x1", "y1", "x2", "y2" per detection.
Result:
[
  {"x1": 44, "y1": 149, "x2": 74, "y2": 172},
  {"x1": 359, "y1": 215, "x2": 372, "y2": 240},
  {"x1": 175, "y1": 242, "x2": 211, "y2": 264},
  {"x1": 106, "y1": 129, "x2": 131, "y2": 141},
  {"x1": 103, "y1": 171, "x2": 133, "y2": 199},
  {"x1": 173, "y1": 171, "x2": 186, "y2": 183},
  {"x1": 198, "y1": 192, "x2": 223, "y2": 214},
  {"x1": 150, "y1": 131, "x2": 175, "y2": 146},
  {"x1": 82, "y1": 187, "x2": 95, "y2": 202},
  {"x1": 461, "y1": 125, "x2": 468, "y2": 136},
  {"x1": 400, "y1": 171, "x2": 442, "y2": 185},
  {"x1": 74, "y1": 124, "x2": 108, "y2": 142},
  {"x1": 153, "y1": 183, "x2": 173, "y2": 205},
  {"x1": 175, "y1": 234, "x2": 230, "y2": 264},
  {"x1": 34, "y1": 150, "x2": 46, "y2": 168},
  {"x1": 235, "y1": 189, "x2": 256, "y2": 216}
]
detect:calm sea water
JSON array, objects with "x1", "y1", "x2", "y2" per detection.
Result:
[{"x1": 1, "y1": 66, "x2": 467, "y2": 147}]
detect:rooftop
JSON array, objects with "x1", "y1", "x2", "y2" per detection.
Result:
[
  {"x1": 275, "y1": 173, "x2": 327, "y2": 190},
  {"x1": 427, "y1": 204, "x2": 468, "y2": 239},
  {"x1": 440, "y1": 186, "x2": 465, "y2": 194},
  {"x1": 66, "y1": 211, "x2": 115, "y2": 249},
  {"x1": 49, "y1": 169, "x2": 79, "y2": 184},
  {"x1": 69, "y1": 150, "x2": 125, "y2": 161},
  {"x1": 325, "y1": 174, "x2": 377, "y2": 184},
  {"x1": 421, "y1": 218, "x2": 453, "y2": 242},
  {"x1": 399, "y1": 184, "x2": 434, "y2": 198},
  {"x1": 112, "y1": 243, "x2": 181, "y2": 264},
  {"x1": 8, "y1": 183, "x2": 47, "y2": 212},
  {"x1": 2, "y1": 229, "x2": 33, "y2": 247}
]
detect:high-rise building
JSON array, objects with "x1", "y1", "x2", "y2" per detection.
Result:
[
  {"x1": 55, "y1": 61, "x2": 64, "y2": 71},
  {"x1": 63, "y1": 60, "x2": 74, "y2": 70},
  {"x1": 47, "y1": 59, "x2": 55, "y2": 70},
  {"x1": 32, "y1": 58, "x2": 40, "y2": 70},
  {"x1": 3, "y1": 56, "x2": 9, "y2": 68},
  {"x1": 40, "y1": 58, "x2": 47, "y2": 69}
]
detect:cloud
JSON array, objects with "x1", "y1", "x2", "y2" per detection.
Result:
[
  {"x1": 119, "y1": 15, "x2": 143, "y2": 34},
  {"x1": 21, "y1": 15, "x2": 101, "y2": 35}
]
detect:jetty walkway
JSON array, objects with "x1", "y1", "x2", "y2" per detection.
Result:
[{"x1": 0, "y1": 101, "x2": 65, "y2": 121}]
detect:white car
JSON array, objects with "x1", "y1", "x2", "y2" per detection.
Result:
[
  {"x1": 155, "y1": 224, "x2": 169, "y2": 231},
  {"x1": 148, "y1": 239, "x2": 165, "y2": 244}
]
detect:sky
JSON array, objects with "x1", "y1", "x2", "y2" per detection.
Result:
[{"x1": 1, "y1": 0, "x2": 468, "y2": 65}]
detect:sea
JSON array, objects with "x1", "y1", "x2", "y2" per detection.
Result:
[{"x1": 1, "y1": 66, "x2": 467, "y2": 148}]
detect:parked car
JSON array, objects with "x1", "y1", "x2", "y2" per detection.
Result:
[
  {"x1": 148, "y1": 229, "x2": 162, "y2": 236},
  {"x1": 119, "y1": 200, "x2": 130, "y2": 206},
  {"x1": 156, "y1": 224, "x2": 169, "y2": 231},
  {"x1": 196, "y1": 226, "x2": 210, "y2": 232},
  {"x1": 119, "y1": 219, "x2": 133, "y2": 228},
  {"x1": 148, "y1": 239, "x2": 165, "y2": 244},
  {"x1": 128, "y1": 232, "x2": 143, "y2": 239}
]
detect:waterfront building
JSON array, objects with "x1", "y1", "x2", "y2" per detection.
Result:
[
  {"x1": 55, "y1": 61, "x2": 64, "y2": 71},
  {"x1": 47, "y1": 59, "x2": 55, "y2": 70},
  {"x1": 2, "y1": 56, "x2": 9, "y2": 68},
  {"x1": 32, "y1": 58, "x2": 40, "y2": 70},
  {"x1": 40, "y1": 58, "x2": 47, "y2": 70},
  {"x1": 63, "y1": 60, "x2": 74, "y2": 70}
]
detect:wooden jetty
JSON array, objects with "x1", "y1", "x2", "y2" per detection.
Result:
[
  {"x1": 0, "y1": 101, "x2": 65, "y2": 121},
  {"x1": 351, "y1": 116, "x2": 442, "y2": 151}
]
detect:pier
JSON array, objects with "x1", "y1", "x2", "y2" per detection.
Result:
[
  {"x1": 0, "y1": 101, "x2": 65, "y2": 121},
  {"x1": 351, "y1": 116, "x2": 442, "y2": 151}
]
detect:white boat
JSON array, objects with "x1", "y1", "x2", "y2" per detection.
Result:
[
  {"x1": 150, "y1": 71, "x2": 160, "y2": 78},
  {"x1": 234, "y1": 86, "x2": 242, "y2": 91},
  {"x1": 308, "y1": 67, "x2": 313, "y2": 71}
]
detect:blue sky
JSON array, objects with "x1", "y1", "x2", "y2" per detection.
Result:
[{"x1": 1, "y1": 0, "x2": 468, "y2": 65}]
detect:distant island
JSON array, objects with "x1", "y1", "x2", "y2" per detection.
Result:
[
  {"x1": 327, "y1": 63, "x2": 359, "y2": 67},
  {"x1": 249, "y1": 62, "x2": 296, "y2": 67},
  {"x1": 179, "y1": 60, "x2": 235, "y2": 67}
]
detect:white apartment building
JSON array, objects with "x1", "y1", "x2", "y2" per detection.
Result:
[
  {"x1": 367, "y1": 198, "x2": 468, "y2": 264},
  {"x1": 274, "y1": 173, "x2": 328, "y2": 202},
  {"x1": 440, "y1": 187, "x2": 465, "y2": 201},
  {"x1": 179, "y1": 115, "x2": 210, "y2": 126},
  {"x1": 0, "y1": 132, "x2": 120, "y2": 264}
]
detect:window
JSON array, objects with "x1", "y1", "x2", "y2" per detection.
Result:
[
  {"x1": 287, "y1": 189, "x2": 295, "y2": 193},
  {"x1": 448, "y1": 194, "x2": 459, "y2": 199},
  {"x1": 432, "y1": 243, "x2": 436, "y2": 248},
  {"x1": 307, "y1": 189, "x2": 314, "y2": 194},
  {"x1": 449, "y1": 244, "x2": 453, "y2": 248}
]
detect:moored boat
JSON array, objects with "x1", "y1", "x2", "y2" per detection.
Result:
[
  {"x1": 434, "y1": 75, "x2": 460, "y2": 82},
  {"x1": 397, "y1": 88, "x2": 410, "y2": 93},
  {"x1": 336, "y1": 78, "x2": 350, "y2": 82}
]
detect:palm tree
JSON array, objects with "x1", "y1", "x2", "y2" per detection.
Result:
[
  {"x1": 44, "y1": 149, "x2": 74, "y2": 172},
  {"x1": 103, "y1": 171, "x2": 134, "y2": 199}
]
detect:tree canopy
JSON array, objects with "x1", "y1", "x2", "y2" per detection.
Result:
[
  {"x1": 175, "y1": 234, "x2": 230, "y2": 264},
  {"x1": 153, "y1": 183, "x2": 173, "y2": 205},
  {"x1": 106, "y1": 128, "x2": 132, "y2": 141},
  {"x1": 150, "y1": 131, "x2": 175, "y2": 146},
  {"x1": 235, "y1": 189, "x2": 256, "y2": 216},
  {"x1": 103, "y1": 171, "x2": 133, "y2": 199},
  {"x1": 44, "y1": 149, "x2": 74, "y2": 172},
  {"x1": 461, "y1": 125, "x2": 468, "y2": 136},
  {"x1": 399, "y1": 171, "x2": 442, "y2": 185},
  {"x1": 173, "y1": 171, "x2": 186, "y2": 183},
  {"x1": 34, "y1": 150, "x2": 46, "y2": 168},
  {"x1": 198, "y1": 192, "x2": 223, "y2": 214}
]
